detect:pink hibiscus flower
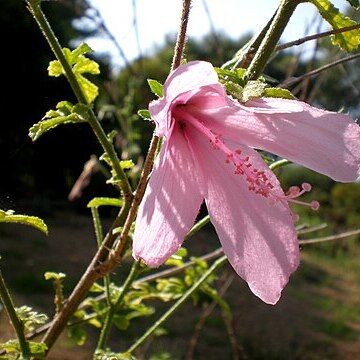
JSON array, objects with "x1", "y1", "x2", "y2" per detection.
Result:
[{"x1": 133, "y1": 61, "x2": 360, "y2": 304}]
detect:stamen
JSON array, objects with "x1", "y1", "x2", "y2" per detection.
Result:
[
  {"x1": 282, "y1": 182, "x2": 320, "y2": 212},
  {"x1": 177, "y1": 109, "x2": 275, "y2": 197},
  {"x1": 174, "y1": 107, "x2": 320, "y2": 214}
]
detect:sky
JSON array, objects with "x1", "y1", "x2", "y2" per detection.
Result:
[{"x1": 84, "y1": 0, "x2": 348, "y2": 71}]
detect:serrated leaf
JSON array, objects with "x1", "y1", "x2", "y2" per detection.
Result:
[
  {"x1": 48, "y1": 43, "x2": 100, "y2": 103},
  {"x1": 15, "y1": 306, "x2": 48, "y2": 332},
  {"x1": 73, "y1": 56, "x2": 100, "y2": 75},
  {"x1": 29, "y1": 113, "x2": 80, "y2": 141},
  {"x1": 147, "y1": 79, "x2": 163, "y2": 97},
  {"x1": 311, "y1": 0, "x2": 360, "y2": 51},
  {"x1": 87, "y1": 197, "x2": 123, "y2": 209},
  {"x1": 48, "y1": 60, "x2": 63, "y2": 77},
  {"x1": 29, "y1": 101, "x2": 89, "y2": 142},
  {"x1": 76, "y1": 74, "x2": 99, "y2": 103},
  {"x1": 120, "y1": 160, "x2": 135, "y2": 170},
  {"x1": 263, "y1": 88, "x2": 296, "y2": 99},
  {"x1": 69, "y1": 43, "x2": 93, "y2": 62},
  {"x1": 0, "y1": 209, "x2": 48, "y2": 234},
  {"x1": 138, "y1": 109, "x2": 152, "y2": 120}
]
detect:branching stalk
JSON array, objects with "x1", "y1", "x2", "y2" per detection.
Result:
[
  {"x1": 127, "y1": 255, "x2": 228, "y2": 354},
  {"x1": 32, "y1": 0, "x2": 193, "y2": 355}
]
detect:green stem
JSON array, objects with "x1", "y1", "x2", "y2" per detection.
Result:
[
  {"x1": 97, "y1": 260, "x2": 142, "y2": 350},
  {"x1": 185, "y1": 215, "x2": 210, "y2": 239},
  {"x1": 26, "y1": 1, "x2": 133, "y2": 201},
  {"x1": 246, "y1": 0, "x2": 301, "y2": 79},
  {"x1": 127, "y1": 256, "x2": 227, "y2": 354},
  {"x1": 91, "y1": 207, "x2": 111, "y2": 307},
  {"x1": 0, "y1": 271, "x2": 31, "y2": 359},
  {"x1": 269, "y1": 158, "x2": 292, "y2": 171}
]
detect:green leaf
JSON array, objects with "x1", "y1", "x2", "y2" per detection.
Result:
[
  {"x1": 113, "y1": 314, "x2": 130, "y2": 330},
  {"x1": 48, "y1": 43, "x2": 100, "y2": 103},
  {"x1": 76, "y1": 73, "x2": 99, "y2": 103},
  {"x1": 28, "y1": 342, "x2": 47, "y2": 358},
  {"x1": 68, "y1": 43, "x2": 93, "y2": 63},
  {"x1": 48, "y1": 60, "x2": 63, "y2": 77},
  {"x1": 138, "y1": 109, "x2": 152, "y2": 120},
  {"x1": 120, "y1": 160, "x2": 135, "y2": 170},
  {"x1": 0, "y1": 340, "x2": 19, "y2": 353},
  {"x1": 29, "y1": 101, "x2": 90, "y2": 142},
  {"x1": 224, "y1": 81, "x2": 244, "y2": 100},
  {"x1": 88, "y1": 317, "x2": 102, "y2": 328},
  {"x1": 87, "y1": 197, "x2": 123, "y2": 209},
  {"x1": 0, "y1": 209, "x2": 48, "y2": 235},
  {"x1": 68, "y1": 326, "x2": 87, "y2": 346},
  {"x1": 73, "y1": 56, "x2": 99, "y2": 75},
  {"x1": 44, "y1": 272, "x2": 66, "y2": 281},
  {"x1": 147, "y1": 79, "x2": 164, "y2": 97},
  {"x1": 263, "y1": 88, "x2": 296, "y2": 99},
  {"x1": 15, "y1": 306, "x2": 48, "y2": 333},
  {"x1": 311, "y1": 0, "x2": 360, "y2": 51}
]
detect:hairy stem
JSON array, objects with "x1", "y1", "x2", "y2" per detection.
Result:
[
  {"x1": 246, "y1": 0, "x2": 301, "y2": 79},
  {"x1": 127, "y1": 255, "x2": 228, "y2": 354},
  {"x1": 172, "y1": 0, "x2": 192, "y2": 70},
  {"x1": 0, "y1": 271, "x2": 31, "y2": 359}
]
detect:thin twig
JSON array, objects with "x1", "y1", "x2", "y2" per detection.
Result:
[
  {"x1": 280, "y1": 53, "x2": 360, "y2": 88},
  {"x1": 299, "y1": 229, "x2": 360, "y2": 245},
  {"x1": 82, "y1": 0, "x2": 135, "y2": 73},
  {"x1": 297, "y1": 223, "x2": 327, "y2": 235},
  {"x1": 186, "y1": 273, "x2": 240, "y2": 360},
  {"x1": 276, "y1": 23, "x2": 360, "y2": 52}
]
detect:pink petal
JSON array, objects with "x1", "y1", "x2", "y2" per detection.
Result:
[
  {"x1": 192, "y1": 96, "x2": 360, "y2": 182},
  {"x1": 132, "y1": 126, "x2": 203, "y2": 267},
  {"x1": 189, "y1": 129, "x2": 299, "y2": 304},
  {"x1": 164, "y1": 61, "x2": 218, "y2": 101},
  {"x1": 149, "y1": 61, "x2": 219, "y2": 137}
]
